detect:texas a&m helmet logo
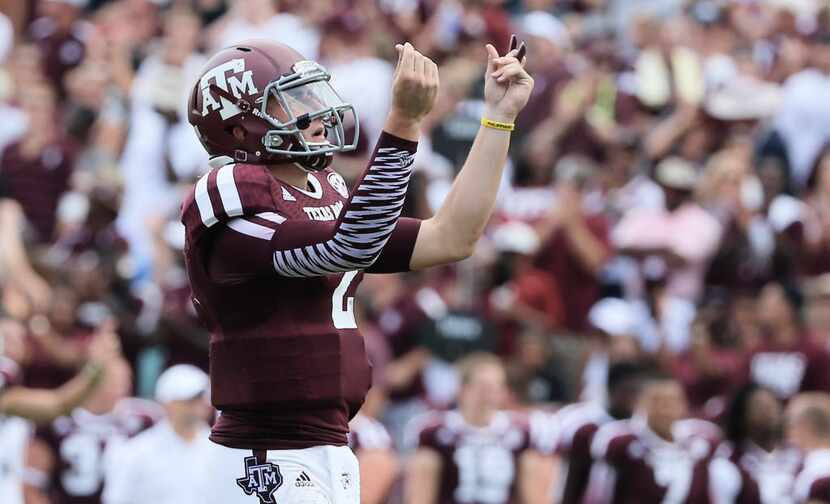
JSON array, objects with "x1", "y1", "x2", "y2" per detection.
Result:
[
  {"x1": 236, "y1": 456, "x2": 283, "y2": 503},
  {"x1": 199, "y1": 58, "x2": 259, "y2": 120}
]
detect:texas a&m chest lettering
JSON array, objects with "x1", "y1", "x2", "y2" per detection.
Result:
[{"x1": 303, "y1": 200, "x2": 344, "y2": 221}]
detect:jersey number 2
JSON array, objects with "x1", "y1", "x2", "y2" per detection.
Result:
[{"x1": 332, "y1": 271, "x2": 358, "y2": 329}]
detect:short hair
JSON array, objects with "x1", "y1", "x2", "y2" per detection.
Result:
[
  {"x1": 607, "y1": 360, "x2": 647, "y2": 392},
  {"x1": 790, "y1": 393, "x2": 830, "y2": 439},
  {"x1": 724, "y1": 383, "x2": 774, "y2": 444},
  {"x1": 456, "y1": 352, "x2": 504, "y2": 386}
]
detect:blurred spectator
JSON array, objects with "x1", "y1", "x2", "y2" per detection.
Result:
[
  {"x1": 488, "y1": 221, "x2": 564, "y2": 345},
  {"x1": 800, "y1": 145, "x2": 830, "y2": 275},
  {"x1": 1, "y1": 81, "x2": 77, "y2": 244},
  {"x1": 701, "y1": 144, "x2": 778, "y2": 291},
  {"x1": 116, "y1": 7, "x2": 206, "y2": 278},
  {"x1": 320, "y1": 11, "x2": 393, "y2": 153},
  {"x1": 102, "y1": 364, "x2": 213, "y2": 504},
  {"x1": 670, "y1": 295, "x2": 748, "y2": 414},
  {"x1": 615, "y1": 156, "x2": 723, "y2": 304},
  {"x1": 773, "y1": 35, "x2": 830, "y2": 191},
  {"x1": 208, "y1": 0, "x2": 319, "y2": 58},
  {"x1": 512, "y1": 10, "x2": 571, "y2": 138},
  {"x1": 0, "y1": 200, "x2": 51, "y2": 318},
  {"x1": 534, "y1": 155, "x2": 612, "y2": 333},
  {"x1": 805, "y1": 273, "x2": 830, "y2": 347},
  {"x1": 28, "y1": 0, "x2": 90, "y2": 96},
  {"x1": 580, "y1": 297, "x2": 655, "y2": 403},
  {"x1": 788, "y1": 393, "x2": 830, "y2": 502},
  {"x1": 505, "y1": 329, "x2": 567, "y2": 405},
  {"x1": 360, "y1": 272, "x2": 432, "y2": 449},
  {"x1": 748, "y1": 281, "x2": 830, "y2": 400}
]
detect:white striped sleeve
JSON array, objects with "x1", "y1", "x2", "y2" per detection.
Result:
[{"x1": 270, "y1": 134, "x2": 417, "y2": 278}]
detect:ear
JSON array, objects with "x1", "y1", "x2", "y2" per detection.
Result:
[{"x1": 231, "y1": 126, "x2": 246, "y2": 142}]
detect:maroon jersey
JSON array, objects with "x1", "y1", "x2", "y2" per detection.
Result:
[
  {"x1": 35, "y1": 399, "x2": 161, "y2": 504},
  {"x1": 555, "y1": 402, "x2": 613, "y2": 504},
  {"x1": 413, "y1": 410, "x2": 532, "y2": 504},
  {"x1": 713, "y1": 441, "x2": 800, "y2": 504},
  {"x1": 181, "y1": 133, "x2": 420, "y2": 450},
  {"x1": 589, "y1": 418, "x2": 721, "y2": 504},
  {"x1": 747, "y1": 337, "x2": 830, "y2": 400},
  {"x1": 795, "y1": 449, "x2": 830, "y2": 503},
  {"x1": 0, "y1": 141, "x2": 75, "y2": 243},
  {"x1": 348, "y1": 413, "x2": 394, "y2": 452}
]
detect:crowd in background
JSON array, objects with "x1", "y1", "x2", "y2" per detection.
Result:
[{"x1": 6, "y1": 0, "x2": 830, "y2": 502}]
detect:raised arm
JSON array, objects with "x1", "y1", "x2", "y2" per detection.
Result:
[
  {"x1": 410, "y1": 35, "x2": 534, "y2": 270},
  {"x1": 0, "y1": 324, "x2": 118, "y2": 424},
  {"x1": 207, "y1": 43, "x2": 438, "y2": 281}
]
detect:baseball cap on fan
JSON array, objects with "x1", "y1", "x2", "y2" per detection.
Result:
[
  {"x1": 44, "y1": 0, "x2": 89, "y2": 7},
  {"x1": 519, "y1": 11, "x2": 571, "y2": 49},
  {"x1": 655, "y1": 157, "x2": 698, "y2": 191},
  {"x1": 155, "y1": 364, "x2": 209, "y2": 403}
]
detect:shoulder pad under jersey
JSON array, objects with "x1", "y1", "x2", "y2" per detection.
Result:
[{"x1": 181, "y1": 163, "x2": 278, "y2": 244}]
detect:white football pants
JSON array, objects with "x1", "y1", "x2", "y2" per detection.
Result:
[{"x1": 203, "y1": 444, "x2": 360, "y2": 504}]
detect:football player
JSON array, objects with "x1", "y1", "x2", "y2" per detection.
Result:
[
  {"x1": 0, "y1": 319, "x2": 119, "y2": 504},
  {"x1": 405, "y1": 353, "x2": 547, "y2": 504},
  {"x1": 23, "y1": 357, "x2": 161, "y2": 504},
  {"x1": 589, "y1": 374, "x2": 721, "y2": 503},
  {"x1": 708, "y1": 383, "x2": 799, "y2": 504},
  {"x1": 554, "y1": 361, "x2": 645, "y2": 504},
  {"x1": 183, "y1": 33, "x2": 533, "y2": 504}
]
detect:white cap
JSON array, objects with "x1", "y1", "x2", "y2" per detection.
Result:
[
  {"x1": 655, "y1": 156, "x2": 698, "y2": 191},
  {"x1": 588, "y1": 298, "x2": 638, "y2": 337},
  {"x1": 704, "y1": 77, "x2": 781, "y2": 121},
  {"x1": 519, "y1": 11, "x2": 571, "y2": 49},
  {"x1": 155, "y1": 364, "x2": 209, "y2": 403},
  {"x1": 491, "y1": 221, "x2": 540, "y2": 255},
  {"x1": 46, "y1": 0, "x2": 89, "y2": 8}
]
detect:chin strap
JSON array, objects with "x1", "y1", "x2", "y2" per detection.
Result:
[{"x1": 291, "y1": 152, "x2": 332, "y2": 173}]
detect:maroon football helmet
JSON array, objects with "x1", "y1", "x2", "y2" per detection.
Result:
[{"x1": 188, "y1": 40, "x2": 359, "y2": 171}]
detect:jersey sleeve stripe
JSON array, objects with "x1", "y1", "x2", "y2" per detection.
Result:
[
  {"x1": 226, "y1": 218, "x2": 276, "y2": 241},
  {"x1": 256, "y1": 212, "x2": 287, "y2": 224},
  {"x1": 195, "y1": 173, "x2": 219, "y2": 228},
  {"x1": 217, "y1": 165, "x2": 244, "y2": 217}
]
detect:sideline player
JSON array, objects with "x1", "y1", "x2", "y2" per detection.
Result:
[
  {"x1": 405, "y1": 353, "x2": 547, "y2": 504},
  {"x1": 23, "y1": 358, "x2": 160, "y2": 504},
  {"x1": 182, "y1": 35, "x2": 533, "y2": 503},
  {"x1": 0, "y1": 319, "x2": 120, "y2": 504}
]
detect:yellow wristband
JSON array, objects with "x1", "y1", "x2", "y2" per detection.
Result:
[{"x1": 481, "y1": 117, "x2": 515, "y2": 131}]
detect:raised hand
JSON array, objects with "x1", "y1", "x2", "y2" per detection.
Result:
[
  {"x1": 484, "y1": 34, "x2": 535, "y2": 124},
  {"x1": 388, "y1": 42, "x2": 440, "y2": 126},
  {"x1": 86, "y1": 319, "x2": 121, "y2": 365}
]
